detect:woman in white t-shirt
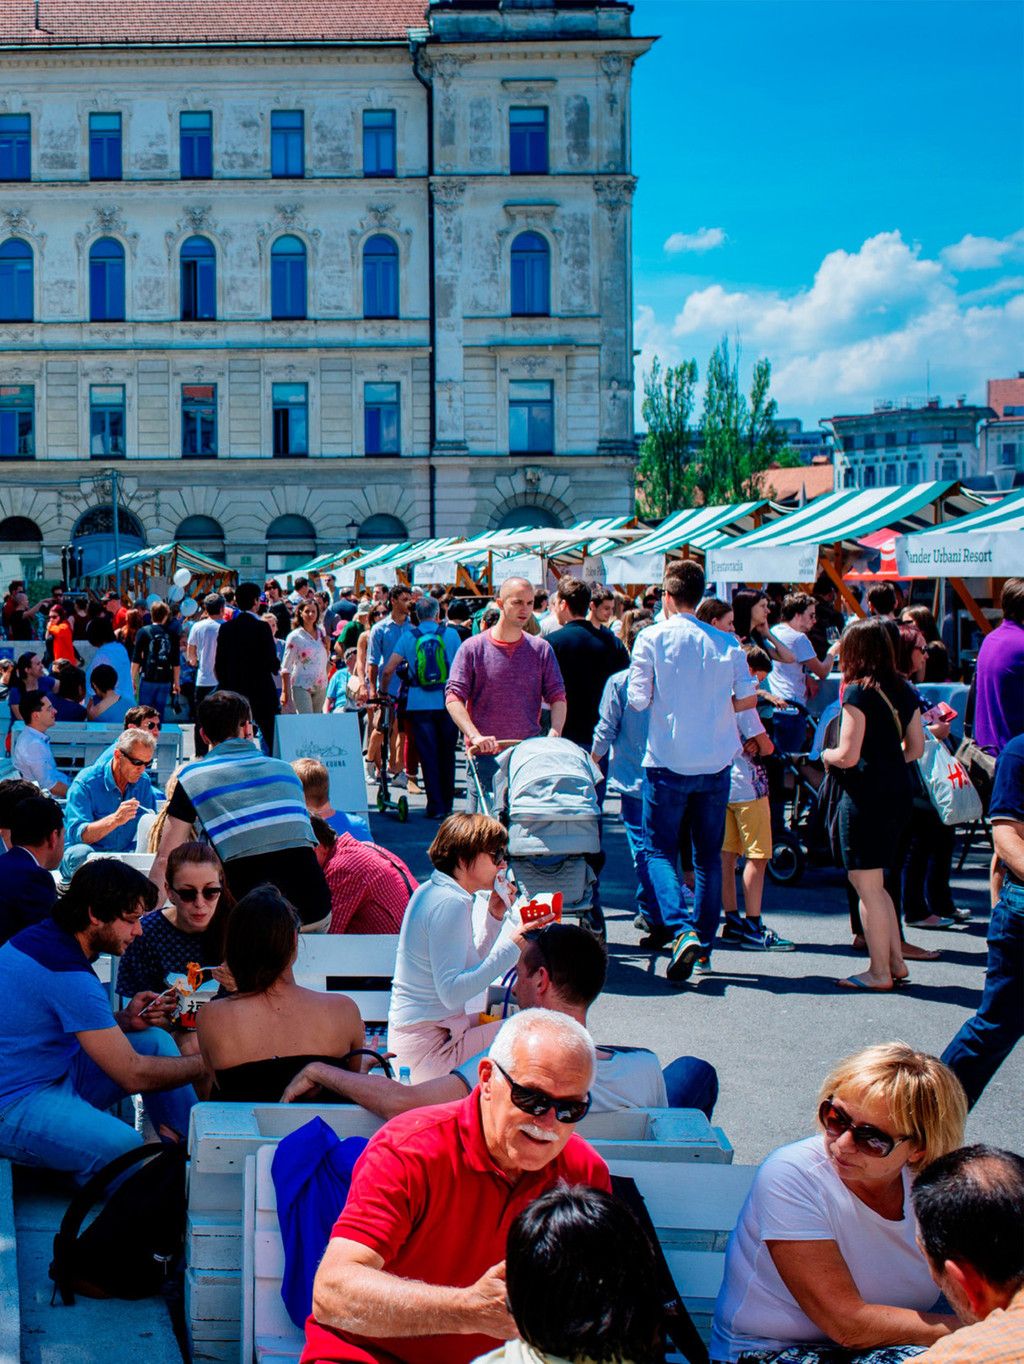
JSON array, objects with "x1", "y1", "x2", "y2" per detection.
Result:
[
  {"x1": 280, "y1": 599, "x2": 330, "y2": 714},
  {"x1": 711, "y1": 1043, "x2": 967, "y2": 1364}
]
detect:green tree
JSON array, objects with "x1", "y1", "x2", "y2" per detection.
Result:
[{"x1": 635, "y1": 356, "x2": 698, "y2": 518}]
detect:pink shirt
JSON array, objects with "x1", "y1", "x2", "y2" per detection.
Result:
[{"x1": 445, "y1": 629, "x2": 565, "y2": 741}]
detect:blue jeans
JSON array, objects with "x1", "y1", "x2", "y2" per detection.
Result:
[
  {"x1": 409, "y1": 709, "x2": 458, "y2": 817},
  {"x1": 619, "y1": 793, "x2": 657, "y2": 919},
  {"x1": 662, "y1": 1055, "x2": 719, "y2": 1120},
  {"x1": 642, "y1": 765, "x2": 731, "y2": 952},
  {"x1": 138, "y1": 679, "x2": 171, "y2": 721},
  {"x1": 467, "y1": 753, "x2": 499, "y2": 814},
  {"x1": 942, "y1": 878, "x2": 1023, "y2": 1109},
  {"x1": 0, "y1": 1027, "x2": 197, "y2": 1181}
]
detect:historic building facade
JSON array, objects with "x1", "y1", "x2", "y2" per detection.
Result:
[{"x1": 0, "y1": 0, "x2": 651, "y2": 581}]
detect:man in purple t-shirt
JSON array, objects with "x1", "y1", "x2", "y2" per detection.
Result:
[
  {"x1": 974, "y1": 577, "x2": 1024, "y2": 755},
  {"x1": 445, "y1": 577, "x2": 566, "y2": 809}
]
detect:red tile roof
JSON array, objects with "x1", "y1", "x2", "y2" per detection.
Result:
[
  {"x1": 0, "y1": 1, "x2": 428, "y2": 45},
  {"x1": 756, "y1": 462, "x2": 836, "y2": 504}
]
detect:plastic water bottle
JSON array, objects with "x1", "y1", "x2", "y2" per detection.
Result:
[{"x1": 399, "y1": 1066, "x2": 412, "y2": 1085}]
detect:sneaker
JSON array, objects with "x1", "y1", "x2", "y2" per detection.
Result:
[
  {"x1": 389, "y1": 770, "x2": 408, "y2": 789},
  {"x1": 739, "y1": 918, "x2": 795, "y2": 952},
  {"x1": 666, "y1": 930, "x2": 703, "y2": 983},
  {"x1": 720, "y1": 912, "x2": 745, "y2": 943},
  {"x1": 634, "y1": 911, "x2": 654, "y2": 934},
  {"x1": 638, "y1": 925, "x2": 674, "y2": 951},
  {"x1": 694, "y1": 955, "x2": 714, "y2": 975},
  {"x1": 364, "y1": 760, "x2": 378, "y2": 782}
]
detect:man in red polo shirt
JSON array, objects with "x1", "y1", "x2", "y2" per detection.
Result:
[{"x1": 303, "y1": 1010, "x2": 609, "y2": 1364}]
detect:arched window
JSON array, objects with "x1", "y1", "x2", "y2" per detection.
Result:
[
  {"x1": 0, "y1": 239, "x2": 33, "y2": 322},
  {"x1": 0, "y1": 516, "x2": 42, "y2": 543},
  {"x1": 89, "y1": 237, "x2": 125, "y2": 321},
  {"x1": 175, "y1": 514, "x2": 225, "y2": 558},
  {"x1": 271, "y1": 235, "x2": 306, "y2": 320},
  {"x1": 510, "y1": 231, "x2": 550, "y2": 317},
  {"x1": 180, "y1": 235, "x2": 216, "y2": 321},
  {"x1": 266, "y1": 513, "x2": 317, "y2": 576},
  {"x1": 72, "y1": 504, "x2": 146, "y2": 575},
  {"x1": 0, "y1": 517, "x2": 42, "y2": 583},
  {"x1": 363, "y1": 234, "x2": 399, "y2": 319},
  {"x1": 357, "y1": 513, "x2": 407, "y2": 544},
  {"x1": 495, "y1": 504, "x2": 562, "y2": 531}
]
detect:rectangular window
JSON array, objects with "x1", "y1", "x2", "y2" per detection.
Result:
[
  {"x1": 89, "y1": 112, "x2": 122, "y2": 181},
  {"x1": 0, "y1": 384, "x2": 34, "y2": 458},
  {"x1": 863, "y1": 465, "x2": 877, "y2": 488},
  {"x1": 182, "y1": 384, "x2": 217, "y2": 458},
  {"x1": 0, "y1": 114, "x2": 30, "y2": 181},
  {"x1": 882, "y1": 463, "x2": 898, "y2": 486},
  {"x1": 90, "y1": 384, "x2": 126, "y2": 458},
  {"x1": 906, "y1": 461, "x2": 920, "y2": 482},
  {"x1": 863, "y1": 433, "x2": 876, "y2": 450},
  {"x1": 509, "y1": 380, "x2": 553, "y2": 454},
  {"x1": 271, "y1": 111, "x2": 304, "y2": 178},
  {"x1": 272, "y1": 383, "x2": 308, "y2": 457},
  {"x1": 363, "y1": 110, "x2": 396, "y2": 177},
  {"x1": 884, "y1": 431, "x2": 896, "y2": 448},
  {"x1": 941, "y1": 428, "x2": 958, "y2": 443},
  {"x1": 509, "y1": 107, "x2": 548, "y2": 174},
  {"x1": 180, "y1": 111, "x2": 212, "y2": 178},
  {"x1": 906, "y1": 430, "x2": 919, "y2": 446},
  {"x1": 842, "y1": 467, "x2": 856, "y2": 488},
  {"x1": 939, "y1": 458, "x2": 959, "y2": 480},
  {"x1": 364, "y1": 382, "x2": 400, "y2": 456}
]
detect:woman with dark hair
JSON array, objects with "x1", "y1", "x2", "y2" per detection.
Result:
[
  {"x1": 86, "y1": 612, "x2": 134, "y2": 701},
  {"x1": 196, "y1": 884, "x2": 363, "y2": 1102},
  {"x1": 86, "y1": 661, "x2": 131, "y2": 723},
  {"x1": 7, "y1": 650, "x2": 55, "y2": 722},
  {"x1": 116, "y1": 607, "x2": 144, "y2": 655},
  {"x1": 472, "y1": 1185, "x2": 663, "y2": 1363},
  {"x1": 281, "y1": 598, "x2": 329, "y2": 714},
  {"x1": 732, "y1": 589, "x2": 796, "y2": 666},
  {"x1": 51, "y1": 664, "x2": 88, "y2": 722},
  {"x1": 821, "y1": 619, "x2": 925, "y2": 991},
  {"x1": 696, "y1": 597, "x2": 735, "y2": 633},
  {"x1": 901, "y1": 606, "x2": 950, "y2": 682}
]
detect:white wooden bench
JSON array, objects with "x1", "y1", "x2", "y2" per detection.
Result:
[
  {"x1": 186, "y1": 1101, "x2": 733, "y2": 1361},
  {"x1": 10, "y1": 720, "x2": 184, "y2": 788},
  {"x1": 241, "y1": 1143, "x2": 754, "y2": 1364},
  {"x1": 291, "y1": 935, "x2": 398, "y2": 1030}
]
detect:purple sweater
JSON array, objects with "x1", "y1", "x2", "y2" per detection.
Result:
[
  {"x1": 974, "y1": 619, "x2": 1024, "y2": 754},
  {"x1": 445, "y1": 629, "x2": 566, "y2": 741}
]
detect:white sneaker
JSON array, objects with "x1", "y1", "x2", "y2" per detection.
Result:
[
  {"x1": 365, "y1": 760, "x2": 378, "y2": 782},
  {"x1": 389, "y1": 770, "x2": 408, "y2": 789}
]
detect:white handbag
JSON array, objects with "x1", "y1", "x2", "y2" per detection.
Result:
[{"x1": 917, "y1": 729, "x2": 983, "y2": 827}]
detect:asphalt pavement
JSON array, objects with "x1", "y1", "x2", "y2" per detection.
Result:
[{"x1": 367, "y1": 768, "x2": 1021, "y2": 1165}]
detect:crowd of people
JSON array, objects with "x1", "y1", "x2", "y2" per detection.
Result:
[{"x1": 0, "y1": 563, "x2": 1021, "y2": 1364}]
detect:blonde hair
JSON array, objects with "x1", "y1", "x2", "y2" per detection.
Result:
[
  {"x1": 292, "y1": 756, "x2": 329, "y2": 806},
  {"x1": 147, "y1": 769, "x2": 196, "y2": 853},
  {"x1": 818, "y1": 1042, "x2": 967, "y2": 1169}
]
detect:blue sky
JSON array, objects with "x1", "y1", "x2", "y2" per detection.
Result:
[{"x1": 629, "y1": 0, "x2": 1024, "y2": 427}]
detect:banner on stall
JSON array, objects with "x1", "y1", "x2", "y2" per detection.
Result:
[
  {"x1": 366, "y1": 565, "x2": 397, "y2": 588},
  {"x1": 274, "y1": 711, "x2": 367, "y2": 813},
  {"x1": 578, "y1": 556, "x2": 606, "y2": 586},
  {"x1": 601, "y1": 552, "x2": 665, "y2": 584},
  {"x1": 894, "y1": 531, "x2": 1023, "y2": 578},
  {"x1": 415, "y1": 558, "x2": 459, "y2": 585},
  {"x1": 706, "y1": 542, "x2": 820, "y2": 584},
  {"x1": 492, "y1": 554, "x2": 544, "y2": 586}
]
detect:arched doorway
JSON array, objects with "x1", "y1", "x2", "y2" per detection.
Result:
[
  {"x1": 0, "y1": 515, "x2": 42, "y2": 584},
  {"x1": 357, "y1": 513, "x2": 407, "y2": 545},
  {"x1": 175, "y1": 514, "x2": 225, "y2": 561},
  {"x1": 72, "y1": 505, "x2": 146, "y2": 575},
  {"x1": 494, "y1": 504, "x2": 563, "y2": 531},
  {"x1": 266, "y1": 513, "x2": 316, "y2": 578}
]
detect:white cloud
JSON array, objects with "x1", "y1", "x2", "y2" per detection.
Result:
[
  {"x1": 634, "y1": 230, "x2": 1024, "y2": 426},
  {"x1": 664, "y1": 227, "x2": 726, "y2": 254},
  {"x1": 939, "y1": 229, "x2": 1024, "y2": 271}
]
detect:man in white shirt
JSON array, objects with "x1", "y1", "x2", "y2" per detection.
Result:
[
  {"x1": 769, "y1": 593, "x2": 835, "y2": 753},
  {"x1": 628, "y1": 560, "x2": 757, "y2": 982},
  {"x1": 186, "y1": 592, "x2": 224, "y2": 756},
  {"x1": 12, "y1": 692, "x2": 68, "y2": 798}
]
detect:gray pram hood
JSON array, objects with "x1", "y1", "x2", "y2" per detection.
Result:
[{"x1": 493, "y1": 736, "x2": 602, "y2": 856}]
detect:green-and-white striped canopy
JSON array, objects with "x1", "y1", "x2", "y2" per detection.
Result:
[
  {"x1": 89, "y1": 541, "x2": 232, "y2": 580},
  {"x1": 601, "y1": 502, "x2": 770, "y2": 581},
  {"x1": 704, "y1": 482, "x2": 982, "y2": 582},
  {"x1": 894, "y1": 488, "x2": 1024, "y2": 577}
]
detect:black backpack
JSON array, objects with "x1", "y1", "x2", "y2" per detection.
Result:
[
  {"x1": 142, "y1": 625, "x2": 174, "y2": 683},
  {"x1": 50, "y1": 1142, "x2": 188, "y2": 1304}
]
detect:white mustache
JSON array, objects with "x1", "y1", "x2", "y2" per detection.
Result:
[{"x1": 520, "y1": 1123, "x2": 558, "y2": 1143}]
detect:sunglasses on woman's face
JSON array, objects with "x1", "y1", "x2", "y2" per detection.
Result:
[
  {"x1": 491, "y1": 1059, "x2": 591, "y2": 1124},
  {"x1": 818, "y1": 1098, "x2": 910, "y2": 1158},
  {"x1": 171, "y1": 884, "x2": 223, "y2": 905}
]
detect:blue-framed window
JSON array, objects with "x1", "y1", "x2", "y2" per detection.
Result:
[
  {"x1": 90, "y1": 385, "x2": 126, "y2": 458},
  {"x1": 89, "y1": 112, "x2": 122, "y2": 180},
  {"x1": 271, "y1": 111, "x2": 304, "y2": 178},
  {"x1": 363, "y1": 110, "x2": 396, "y2": 177},
  {"x1": 363, "y1": 235, "x2": 399, "y2": 319},
  {"x1": 0, "y1": 114, "x2": 30, "y2": 181},
  {"x1": 364, "y1": 382, "x2": 400, "y2": 456},
  {"x1": 509, "y1": 107, "x2": 548, "y2": 174},
  {"x1": 89, "y1": 237, "x2": 125, "y2": 321},
  {"x1": 0, "y1": 385, "x2": 34, "y2": 459},
  {"x1": 510, "y1": 231, "x2": 550, "y2": 316},
  {"x1": 0, "y1": 239, "x2": 33, "y2": 321},
  {"x1": 270, "y1": 235, "x2": 307, "y2": 319},
  {"x1": 509, "y1": 380, "x2": 553, "y2": 454},
  {"x1": 272, "y1": 383, "x2": 308, "y2": 457},
  {"x1": 182, "y1": 384, "x2": 217, "y2": 458},
  {"x1": 180, "y1": 111, "x2": 212, "y2": 178},
  {"x1": 180, "y1": 235, "x2": 216, "y2": 320}
]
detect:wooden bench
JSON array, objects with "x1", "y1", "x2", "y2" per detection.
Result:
[
  {"x1": 9, "y1": 720, "x2": 184, "y2": 788},
  {"x1": 186, "y1": 1101, "x2": 733, "y2": 1361},
  {"x1": 291, "y1": 934, "x2": 398, "y2": 1031},
  {"x1": 241, "y1": 1143, "x2": 754, "y2": 1364}
]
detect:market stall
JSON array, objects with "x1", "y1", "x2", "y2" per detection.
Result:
[
  {"x1": 894, "y1": 488, "x2": 1024, "y2": 578},
  {"x1": 599, "y1": 501, "x2": 773, "y2": 583},
  {"x1": 88, "y1": 541, "x2": 235, "y2": 600}
]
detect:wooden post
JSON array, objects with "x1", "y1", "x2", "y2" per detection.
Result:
[
  {"x1": 821, "y1": 548, "x2": 865, "y2": 619},
  {"x1": 949, "y1": 577, "x2": 993, "y2": 636}
]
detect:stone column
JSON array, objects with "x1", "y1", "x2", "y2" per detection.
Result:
[
  {"x1": 429, "y1": 175, "x2": 468, "y2": 455},
  {"x1": 594, "y1": 176, "x2": 637, "y2": 456}
]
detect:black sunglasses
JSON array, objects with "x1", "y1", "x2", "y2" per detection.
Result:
[
  {"x1": 120, "y1": 753, "x2": 151, "y2": 768},
  {"x1": 171, "y1": 884, "x2": 223, "y2": 904},
  {"x1": 491, "y1": 1059, "x2": 591, "y2": 1124},
  {"x1": 818, "y1": 1098, "x2": 911, "y2": 1159}
]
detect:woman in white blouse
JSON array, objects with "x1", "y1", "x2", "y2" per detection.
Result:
[
  {"x1": 711, "y1": 1043, "x2": 967, "y2": 1364},
  {"x1": 281, "y1": 598, "x2": 329, "y2": 714},
  {"x1": 388, "y1": 813, "x2": 555, "y2": 1081}
]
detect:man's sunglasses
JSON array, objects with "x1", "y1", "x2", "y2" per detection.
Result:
[
  {"x1": 121, "y1": 753, "x2": 151, "y2": 768},
  {"x1": 818, "y1": 1098, "x2": 911, "y2": 1158},
  {"x1": 491, "y1": 1059, "x2": 591, "y2": 1124},
  {"x1": 171, "y1": 884, "x2": 223, "y2": 904}
]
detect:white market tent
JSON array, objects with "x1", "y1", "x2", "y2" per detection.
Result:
[
  {"x1": 894, "y1": 489, "x2": 1024, "y2": 577},
  {"x1": 600, "y1": 502, "x2": 771, "y2": 582}
]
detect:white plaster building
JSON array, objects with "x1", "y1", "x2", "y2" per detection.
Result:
[
  {"x1": 0, "y1": 0, "x2": 651, "y2": 582},
  {"x1": 826, "y1": 398, "x2": 994, "y2": 493}
]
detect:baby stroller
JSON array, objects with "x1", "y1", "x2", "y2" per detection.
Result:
[{"x1": 485, "y1": 736, "x2": 605, "y2": 938}]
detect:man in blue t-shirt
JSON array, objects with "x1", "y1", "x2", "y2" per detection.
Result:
[
  {"x1": 0, "y1": 859, "x2": 203, "y2": 1180},
  {"x1": 942, "y1": 732, "x2": 1024, "y2": 1107}
]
